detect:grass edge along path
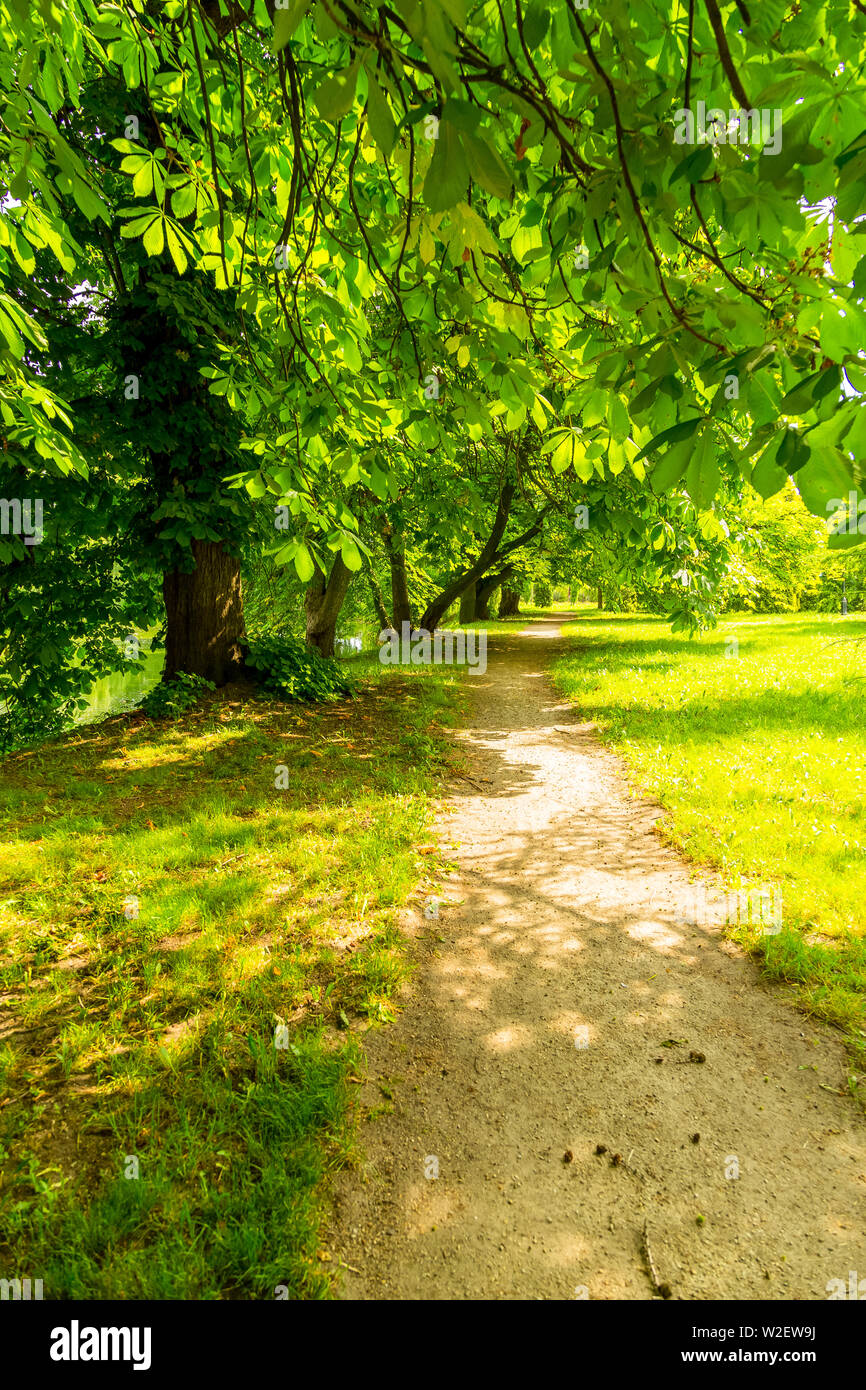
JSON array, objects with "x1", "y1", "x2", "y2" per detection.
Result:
[
  {"x1": 0, "y1": 660, "x2": 462, "y2": 1299},
  {"x1": 551, "y1": 609, "x2": 866, "y2": 1101}
]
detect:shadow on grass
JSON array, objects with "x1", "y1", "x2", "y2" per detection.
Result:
[{"x1": 0, "y1": 672, "x2": 456, "y2": 1299}]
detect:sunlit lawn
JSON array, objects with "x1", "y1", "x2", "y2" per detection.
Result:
[
  {"x1": 552, "y1": 610, "x2": 866, "y2": 1075},
  {"x1": 0, "y1": 660, "x2": 459, "y2": 1298}
]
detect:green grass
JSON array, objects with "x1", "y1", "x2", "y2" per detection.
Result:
[
  {"x1": 551, "y1": 609, "x2": 866, "y2": 1084},
  {"x1": 449, "y1": 605, "x2": 553, "y2": 636},
  {"x1": 0, "y1": 661, "x2": 460, "y2": 1298}
]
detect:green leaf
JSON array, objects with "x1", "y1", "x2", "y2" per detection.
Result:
[
  {"x1": 71, "y1": 174, "x2": 107, "y2": 222},
  {"x1": 337, "y1": 331, "x2": 362, "y2": 372},
  {"x1": 461, "y1": 130, "x2": 512, "y2": 200},
  {"x1": 440, "y1": 98, "x2": 482, "y2": 135},
  {"x1": 522, "y1": 2, "x2": 549, "y2": 48},
  {"x1": 315, "y1": 58, "x2": 361, "y2": 123},
  {"x1": 171, "y1": 182, "x2": 197, "y2": 218},
  {"x1": 438, "y1": 0, "x2": 467, "y2": 25},
  {"x1": 314, "y1": 0, "x2": 341, "y2": 41},
  {"x1": 734, "y1": 423, "x2": 776, "y2": 471},
  {"x1": 811, "y1": 364, "x2": 842, "y2": 405},
  {"x1": 634, "y1": 416, "x2": 702, "y2": 463},
  {"x1": 780, "y1": 371, "x2": 825, "y2": 415},
  {"x1": 630, "y1": 376, "x2": 664, "y2": 416},
  {"x1": 820, "y1": 301, "x2": 866, "y2": 360},
  {"x1": 166, "y1": 223, "x2": 187, "y2": 275},
  {"x1": 795, "y1": 447, "x2": 856, "y2": 517},
  {"x1": 11, "y1": 230, "x2": 35, "y2": 275},
  {"x1": 368, "y1": 463, "x2": 389, "y2": 501},
  {"x1": 669, "y1": 145, "x2": 713, "y2": 187},
  {"x1": 751, "y1": 437, "x2": 789, "y2": 500},
  {"x1": 142, "y1": 216, "x2": 164, "y2": 257},
  {"x1": 340, "y1": 537, "x2": 363, "y2": 572},
  {"x1": 132, "y1": 160, "x2": 154, "y2": 196},
  {"x1": 0, "y1": 302, "x2": 24, "y2": 356},
  {"x1": 650, "y1": 437, "x2": 691, "y2": 491},
  {"x1": 273, "y1": 0, "x2": 308, "y2": 51},
  {"x1": 366, "y1": 73, "x2": 397, "y2": 156},
  {"x1": 549, "y1": 432, "x2": 573, "y2": 473},
  {"x1": 780, "y1": 365, "x2": 841, "y2": 416},
  {"x1": 423, "y1": 119, "x2": 469, "y2": 212},
  {"x1": 686, "y1": 426, "x2": 719, "y2": 510},
  {"x1": 294, "y1": 543, "x2": 315, "y2": 583}
]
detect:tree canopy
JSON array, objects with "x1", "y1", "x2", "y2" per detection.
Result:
[{"x1": 2, "y1": 0, "x2": 866, "y2": 733}]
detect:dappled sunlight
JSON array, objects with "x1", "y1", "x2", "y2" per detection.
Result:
[
  {"x1": 339, "y1": 618, "x2": 866, "y2": 1300},
  {"x1": 484, "y1": 1024, "x2": 535, "y2": 1052},
  {"x1": 0, "y1": 670, "x2": 458, "y2": 1296},
  {"x1": 627, "y1": 919, "x2": 688, "y2": 952}
]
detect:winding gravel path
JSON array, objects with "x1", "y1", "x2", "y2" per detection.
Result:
[{"x1": 330, "y1": 615, "x2": 865, "y2": 1300}]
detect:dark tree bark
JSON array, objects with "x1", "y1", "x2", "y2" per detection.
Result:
[
  {"x1": 419, "y1": 483, "x2": 515, "y2": 632},
  {"x1": 366, "y1": 565, "x2": 390, "y2": 630},
  {"x1": 420, "y1": 497, "x2": 547, "y2": 632},
  {"x1": 459, "y1": 583, "x2": 477, "y2": 623},
  {"x1": 476, "y1": 565, "x2": 513, "y2": 619},
  {"x1": 305, "y1": 553, "x2": 352, "y2": 656},
  {"x1": 498, "y1": 584, "x2": 521, "y2": 617},
  {"x1": 597, "y1": 586, "x2": 604, "y2": 610},
  {"x1": 419, "y1": 482, "x2": 518, "y2": 632},
  {"x1": 474, "y1": 584, "x2": 492, "y2": 621},
  {"x1": 382, "y1": 528, "x2": 412, "y2": 628},
  {"x1": 163, "y1": 540, "x2": 247, "y2": 684}
]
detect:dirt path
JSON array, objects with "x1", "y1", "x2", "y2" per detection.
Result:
[{"x1": 329, "y1": 615, "x2": 866, "y2": 1300}]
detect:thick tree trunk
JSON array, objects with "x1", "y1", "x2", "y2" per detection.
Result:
[
  {"x1": 382, "y1": 530, "x2": 412, "y2": 628},
  {"x1": 499, "y1": 584, "x2": 521, "y2": 617},
  {"x1": 305, "y1": 554, "x2": 352, "y2": 656},
  {"x1": 389, "y1": 548, "x2": 412, "y2": 628},
  {"x1": 163, "y1": 539, "x2": 246, "y2": 684},
  {"x1": 476, "y1": 565, "x2": 512, "y2": 619},
  {"x1": 459, "y1": 583, "x2": 477, "y2": 623}
]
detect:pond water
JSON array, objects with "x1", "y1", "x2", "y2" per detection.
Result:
[
  {"x1": 72, "y1": 623, "x2": 373, "y2": 728},
  {"x1": 74, "y1": 645, "x2": 164, "y2": 727}
]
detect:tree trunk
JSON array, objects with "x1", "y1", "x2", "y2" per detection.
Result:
[
  {"x1": 597, "y1": 586, "x2": 604, "y2": 610},
  {"x1": 499, "y1": 584, "x2": 521, "y2": 617},
  {"x1": 163, "y1": 540, "x2": 247, "y2": 684},
  {"x1": 305, "y1": 554, "x2": 352, "y2": 656},
  {"x1": 366, "y1": 566, "x2": 390, "y2": 630},
  {"x1": 474, "y1": 587, "x2": 492, "y2": 620},
  {"x1": 420, "y1": 481, "x2": 518, "y2": 632},
  {"x1": 459, "y1": 583, "x2": 477, "y2": 623},
  {"x1": 382, "y1": 529, "x2": 412, "y2": 628},
  {"x1": 419, "y1": 477, "x2": 547, "y2": 632},
  {"x1": 476, "y1": 566, "x2": 512, "y2": 619}
]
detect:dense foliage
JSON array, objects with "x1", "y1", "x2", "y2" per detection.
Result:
[
  {"x1": 139, "y1": 670, "x2": 215, "y2": 717},
  {"x1": 2, "y1": 0, "x2": 866, "y2": 733},
  {"x1": 246, "y1": 631, "x2": 356, "y2": 701}
]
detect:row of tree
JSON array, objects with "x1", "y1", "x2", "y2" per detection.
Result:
[{"x1": 2, "y1": 0, "x2": 865, "y2": 743}]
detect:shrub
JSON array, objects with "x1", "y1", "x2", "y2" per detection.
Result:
[
  {"x1": 246, "y1": 634, "x2": 355, "y2": 703},
  {"x1": 533, "y1": 580, "x2": 552, "y2": 607},
  {"x1": 139, "y1": 672, "x2": 215, "y2": 719}
]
